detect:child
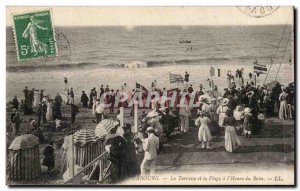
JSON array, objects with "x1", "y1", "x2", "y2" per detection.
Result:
[
  {"x1": 224, "y1": 115, "x2": 241, "y2": 152},
  {"x1": 243, "y1": 107, "x2": 253, "y2": 138},
  {"x1": 216, "y1": 98, "x2": 229, "y2": 135},
  {"x1": 55, "y1": 117, "x2": 62, "y2": 131},
  {"x1": 42, "y1": 142, "x2": 55, "y2": 172},
  {"x1": 195, "y1": 111, "x2": 212, "y2": 149}
]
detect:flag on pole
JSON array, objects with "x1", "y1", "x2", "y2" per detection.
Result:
[
  {"x1": 169, "y1": 73, "x2": 184, "y2": 83},
  {"x1": 254, "y1": 62, "x2": 267, "y2": 75},
  {"x1": 210, "y1": 66, "x2": 215, "y2": 77},
  {"x1": 136, "y1": 82, "x2": 148, "y2": 94}
]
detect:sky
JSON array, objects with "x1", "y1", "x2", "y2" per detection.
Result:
[{"x1": 6, "y1": 6, "x2": 293, "y2": 26}]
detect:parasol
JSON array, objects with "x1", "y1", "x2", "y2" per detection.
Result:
[
  {"x1": 95, "y1": 119, "x2": 117, "y2": 139},
  {"x1": 9, "y1": 134, "x2": 39, "y2": 150},
  {"x1": 73, "y1": 129, "x2": 96, "y2": 146}
]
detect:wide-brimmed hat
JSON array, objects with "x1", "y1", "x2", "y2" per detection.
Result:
[
  {"x1": 244, "y1": 107, "x2": 251, "y2": 113},
  {"x1": 221, "y1": 98, "x2": 229, "y2": 106},
  {"x1": 211, "y1": 98, "x2": 216, "y2": 101},
  {"x1": 217, "y1": 96, "x2": 223, "y2": 100},
  {"x1": 122, "y1": 123, "x2": 131, "y2": 131},
  {"x1": 246, "y1": 91, "x2": 254, "y2": 97},
  {"x1": 199, "y1": 96, "x2": 207, "y2": 102},
  {"x1": 159, "y1": 106, "x2": 167, "y2": 112},
  {"x1": 257, "y1": 113, "x2": 265, "y2": 120},
  {"x1": 169, "y1": 109, "x2": 177, "y2": 117},
  {"x1": 146, "y1": 127, "x2": 155, "y2": 132},
  {"x1": 198, "y1": 110, "x2": 205, "y2": 115},
  {"x1": 147, "y1": 110, "x2": 159, "y2": 118}
]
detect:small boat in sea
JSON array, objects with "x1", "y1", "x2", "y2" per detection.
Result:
[{"x1": 179, "y1": 40, "x2": 191, "y2": 44}]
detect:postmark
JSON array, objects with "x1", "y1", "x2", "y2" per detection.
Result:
[
  {"x1": 12, "y1": 9, "x2": 57, "y2": 61},
  {"x1": 237, "y1": 6, "x2": 280, "y2": 18}
]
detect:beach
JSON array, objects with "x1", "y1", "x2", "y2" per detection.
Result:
[
  {"x1": 6, "y1": 25, "x2": 294, "y2": 102},
  {"x1": 6, "y1": 62, "x2": 294, "y2": 103}
]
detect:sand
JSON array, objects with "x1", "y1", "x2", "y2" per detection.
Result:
[{"x1": 6, "y1": 63, "x2": 294, "y2": 103}]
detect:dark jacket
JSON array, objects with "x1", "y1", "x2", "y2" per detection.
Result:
[
  {"x1": 81, "y1": 93, "x2": 89, "y2": 103},
  {"x1": 71, "y1": 104, "x2": 79, "y2": 115}
]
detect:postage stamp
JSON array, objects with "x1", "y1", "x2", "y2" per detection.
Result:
[{"x1": 12, "y1": 9, "x2": 57, "y2": 61}]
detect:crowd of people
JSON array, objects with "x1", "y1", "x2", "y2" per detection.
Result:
[{"x1": 7, "y1": 70, "x2": 295, "y2": 182}]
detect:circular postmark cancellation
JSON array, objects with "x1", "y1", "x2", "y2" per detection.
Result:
[{"x1": 237, "y1": 6, "x2": 280, "y2": 18}]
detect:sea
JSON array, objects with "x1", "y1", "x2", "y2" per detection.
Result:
[{"x1": 6, "y1": 25, "x2": 294, "y2": 101}]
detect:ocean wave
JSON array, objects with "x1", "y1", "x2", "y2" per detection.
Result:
[
  {"x1": 7, "y1": 62, "x2": 99, "y2": 72},
  {"x1": 7, "y1": 56, "x2": 263, "y2": 72},
  {"x1": 146, "y1": 57, "x2": 231, "y2": 67}
]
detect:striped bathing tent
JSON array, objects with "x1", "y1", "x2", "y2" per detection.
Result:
[
  {"x1": 8, "y1": 134, "x2": 41, "y2": 181},
  {"x1": 94, "y1": 119, "x2": 117, "y2": 139},
  {"x1": 73, "y1": 129, "x2": 106, "y2": 174}
]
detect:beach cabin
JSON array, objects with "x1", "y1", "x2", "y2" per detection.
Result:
[
  {"x1": 8, "y1": 134, "x2": 41, "y2": 181},
  {"x1": 73, "y1": 129, "x2": 107, "y2": 175}
]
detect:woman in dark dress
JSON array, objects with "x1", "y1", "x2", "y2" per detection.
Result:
[
  {"x1": 122, "y1": 123, "x2": 140, "y2": 177},
  {"x1": 103, "y1": 127, "x2": 129, "y2": 183},
  {"x1": 42, "y1": 142, "x2": 55, "y2": 171}
]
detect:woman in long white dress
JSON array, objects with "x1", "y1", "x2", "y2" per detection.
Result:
[
  {"x1": 64, "y1": 89, "x2": 70, "y2": 105},
  {"x1": 224, "y1": 116, "x2": 241, "y2": 152},
  {"x1": 279, "y1": 89, "x2": 292, "y2": 120},
  {"x1": 216, "y1": 98, "x2": 229, "y2": 135},
  {"x1": 195, "y1": 111, "x2": 212, "y2": 149},
  {"x1": 233, "y1": 104, "x2": 245, "y2": 135},
  {"x1": 46, "y1": 100, "x2": 54, "y2": 121},
  {"x1": 33, "y1": 90, "x2": 40, "y2": 107}
]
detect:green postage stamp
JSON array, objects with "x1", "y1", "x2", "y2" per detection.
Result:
[{"x1": 12, "y1": 10, "x2": 57, "y2": 61}]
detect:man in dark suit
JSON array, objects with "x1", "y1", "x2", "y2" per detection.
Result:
[{"x1": 71, "y1": 103, "x2": 79, "y2": 125}]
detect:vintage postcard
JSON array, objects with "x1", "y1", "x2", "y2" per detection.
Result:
[{"x1": 6, "y1": 6, "x2": 295, "y2": 186}]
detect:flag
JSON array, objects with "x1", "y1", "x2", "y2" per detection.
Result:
[
  {"x1": 210, "y1": 66, "x2": 215, "y2": 77},
  {"x1": 136, "y1": 82, "x2": 148, "y2": 94},
  {"x1": 169, "y1": 73, "x2": 184, "y2": 83},
  {"x1": 254, "y1": 62, "x2": 267, "y2": 75}
]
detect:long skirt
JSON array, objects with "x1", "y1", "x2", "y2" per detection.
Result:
[
  {"x1": 224, "y1": 126, "x2": 241, "y2": 152},
  {"x1": 279, "y1": 101, "x2": 292, "y2": 120},
  {"x1": 46, "y1": 108, "x2": 53, "y2": 121},
  {"x1": 218, "y1": 113, "x2": 226, "y2": 127},
  {"x1": 198, "y1": 125, "x2": 212, "y2": 142}
]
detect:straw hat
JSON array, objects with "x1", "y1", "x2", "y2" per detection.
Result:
[
  {"x1": 221, "y1": 98, "x2": 229, "y2": 106},
  {"x1": 198, "y1": 110, "x2": 205, "y2": 115},
  {"x1": 246, "y1": 91, "x2": 254, "y2": 97},
  {"x1": 147, "y1": 110, "x2": 159, "y2": 118},
  {"x1": 159, "y1": 106, "x2": 167, "y2": 112},
  {"x1": 257, "y1": 113, "x2": 265, "y2": 120},
  {"x1": 244, "y1": 107, "x2": 251, "y2": 113},
  {"x1": 217, "y1": 96, "x2": 223, "y2": 100},
  {"x1": 146, "y1": 127, "x2": 155, "y2": 132}
]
